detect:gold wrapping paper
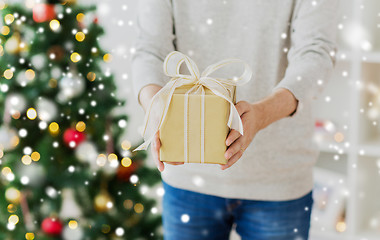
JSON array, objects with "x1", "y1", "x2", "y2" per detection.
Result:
[{"x1": 160, "y1": 85, "x2": 235, "y2": 164}]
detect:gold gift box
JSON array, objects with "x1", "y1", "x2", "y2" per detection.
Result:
[{"x1": 159, "y1": 85, "x2": 235, "y2": 164}]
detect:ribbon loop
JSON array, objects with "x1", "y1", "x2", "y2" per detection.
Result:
[
  {"x1": 201, "y1": 59, "x2": 252, "y2": 86},
  {"x1": 134, "y1": 51, "x2": 252, "y2": 152},
  {"x1": 164, "y1": 51, "x2": 200, "y2": 80}
]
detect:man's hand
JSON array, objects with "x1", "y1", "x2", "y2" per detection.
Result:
[
  {"x1": 220, "y1": 88, "x2": 298, "y2": 170},
  {"x1": 221, "y1": 101, "x2": 261, "y2": 170},
  {"x1": 151, "y1": 131, "x2": 184, "y2": 172},
  {"x1": 139, "y1": 84, "x2": 184, "y2": 172}
]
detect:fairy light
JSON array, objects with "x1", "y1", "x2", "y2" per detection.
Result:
[
  {"x1": 334, "y1": 132, "x2": 344, "y2": 143},
  {"x1": 87, "y1": 72, "x2": 96, "y2": 81},
  {"x1": 336, "y1": 221, "x2": 346, "y2": 232},
  {"x1": 25, "y1": 69, "x2": 35, "y2": 81},
  {"x1": 96, "y1": 154, "x2": 107, "y2": 166},
  {"x1": 49, "y1": 19, "x2": 60, "y2": 31},
  {"x1": 8, "y1": 215, "x2": 19, "y2": 225},
  {"x1": 76, "y1": 13, "x2": 85, "y2": 22},
  {"x1": 11, "y1": 135, "x2": 19, "y2": 147},
  {"x1": 31, "y1": 152, "x2": 40, "y2": 161},
  {"x1": 121, "y1": 140, "x2": 131, "y2": 150},
  {"x1": 75, "y1": 32, "x2": 85, "y2": 42},
  {"x1": 1, "y1": 26, "x2": 10, "y2": 35},
  {"x1": 21, "y1": 155, "x2": 32, "y2": 165},
  {"x1": 108, "y1": 154, "x2": 118, "y2": 168},
  {"x1": 134, "y1": 203, "x2": 144, "y2": 213},
  {"x1": 121, "y1": 157, "x2": 132, "y2": 167},
  {"x1": 2, "y1": 167, "x2": 12, "y2": 176},
  {"x1": 4, "y1": 14, "x2": 14, "y2": 25},
  {"x1": 68, "y1": 220, "x2": 78, "y2": 229},
  {"x1": 49, "y1": 78, "x2": 57, "y2": 88},
  {"x1": 11, "y1": 111, "x2": 20, "y2": 119},
  {"x1": 103, "y1": 53, "x2": 112, "y2": 62},
  {"x1": 123, "y1": 199, "x2": 133, "y2": 209},
  {"x1": 7, "y1": 204, "x2": 17, "y2": 213},
  {"x1": 108, "y1": 153, "x2": 118, "y2": 161},
  {"x1": 5, "y1": 188, "x2": 20, "y2": 204},
  {"x1": 49, "y1": 122, "x2": 60, "y2": 135},
  {"x1": 26, "y1": 108, "x2": 37, "y2": 120},
  {"x1": 0, "y1": 1, "x2": 6, "y2": 10},
  {"x1": 4, "y1": 69, "x2": 13, "y2": 79},
  {"x1": 75, "y1": 121, "x2": 86, "y2": 132},
  {"x1": 25, "y1": 233, "x2": 35, "y2": 240},
  {"x1": 70, "y1": 52, "x2": 81, "y2": 62}
]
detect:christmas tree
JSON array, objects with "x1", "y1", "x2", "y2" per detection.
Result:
[{"x1": 0, "y1": 0, "x2": 162, "y2": 239}]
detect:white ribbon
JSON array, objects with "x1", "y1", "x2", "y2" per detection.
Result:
[{"x1": 134, "y1": 51, "x2": 252, "y2": 159}]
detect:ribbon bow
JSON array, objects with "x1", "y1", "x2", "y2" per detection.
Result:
[{"x1": 134, "y1": 51, "x2": 252, "y2": 152}]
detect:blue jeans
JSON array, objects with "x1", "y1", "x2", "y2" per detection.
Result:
[{"x1": 162, "y1": 180, "x2": 313, "y2": 240}]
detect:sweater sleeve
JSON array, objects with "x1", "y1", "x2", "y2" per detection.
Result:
[
  {"x1": 272, "y1": 0, "x2": 339, "y2": 117},
  {"x1": 131, "y1": 0, "x2": 176, "y2": 103}
]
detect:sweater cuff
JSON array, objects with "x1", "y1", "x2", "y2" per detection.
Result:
[
  {"x1": 271, "y1": 76, "x2": 311, "y2": 118},
  {"x1": 272, "y1": 85, "x2": 303, "y2": 118},
  {"x1": 132, "y1": 54, "x2": 169, "y2": 104}
]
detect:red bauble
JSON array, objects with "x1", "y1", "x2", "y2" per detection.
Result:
[
  {"x1": 41, "y1": 217, "x2": 63, "y2": 236},
  {"x1": 33, "y1": 4, "x2": 56, "y2": 23},
  {"x1": 117, "y1": 162, "x2": 139, "y2": 182},
  {"x1": 63, "y1": 129, "x2": 86, "y2": 148}
]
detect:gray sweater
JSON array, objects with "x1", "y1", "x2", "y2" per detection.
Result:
[{"x1": 132, "y1": 0, "x2": 339, "y2": 200}]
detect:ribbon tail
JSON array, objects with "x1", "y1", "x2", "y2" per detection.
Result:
[
  {"x1": 134, "y1": 80, "x2": 182, "y2": 152},
  {"x1": 139, "y1": 79, "x2": 179, "y2": 140},
  {"x1": 133, "y1": 134, "x2": 157, "y2": 152},
  {"x1": 227, "y1": 104, "x2": 233, "y2": 127},
  {"x1": 230, "y1": 104, "x2": 244, "y2": 135},
  {"x1": 206, "y1": 86, "x2": 244, "y2": 135}
]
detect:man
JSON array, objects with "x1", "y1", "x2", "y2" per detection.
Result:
[{"x1": 132, "y1": 0, "x2": 339, "y2": 239}]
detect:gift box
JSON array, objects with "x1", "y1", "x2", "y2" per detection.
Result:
[
  {"x1": 159, "y1": 84, "x2": 235, "y2": 164},
  {"x1": 134, "y1": 51, "x2": 252, "y2": 164}
]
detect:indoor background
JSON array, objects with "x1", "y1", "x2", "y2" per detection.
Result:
[{"x1": 1, "y1": 0, "x2": 379, "y2": 240}]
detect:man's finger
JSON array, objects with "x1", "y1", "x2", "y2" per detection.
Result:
[
  {"x1": 152, "y1": 133, "x2": 164, "y2": 172},
  {"x1": 235, "y1": 101, "x2": 250, "y2": 116},
  {"x1": 166, "y1": 162, "x2": 184, "y2": 165},
  {"x1": 152, "y1": 147, "x2": 164, "y2": 172},
  {"x1": 154, "y1": 133, "x2": 161, "y2": 150},
  {"x1": 225, "y1": 137, "x2": 244, "y2": 160},
  {"x1": 221, "y1": 150, "x2": 243, "y2": 170},
  {"x1": 226, "y1": 129, "x2": 241, "y2": 146}
]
